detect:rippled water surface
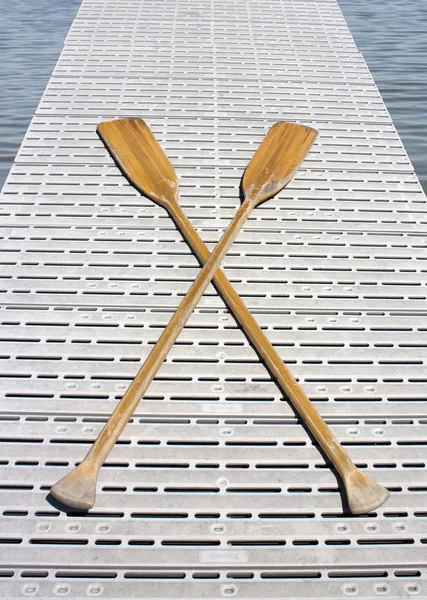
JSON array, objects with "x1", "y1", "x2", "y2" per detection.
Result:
[
  {"x1": 0, "y1": 0, "x2": 80, "y2": 187},
  {"x1": 338, "y1": 0, "x2": 427, "y2": 192},
  {"x1": 0, "y1": 0, "x2": 426, "y2": 192}
]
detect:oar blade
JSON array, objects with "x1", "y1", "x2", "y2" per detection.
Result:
[
  {"x1": 242, "y1": 122, "x2": 318, "y2": 206},
  {"x1": 97, "y1": 118, "x2": 179, "y2": 207}
]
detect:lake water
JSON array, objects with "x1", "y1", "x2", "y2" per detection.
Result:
[
  {"x1": 0, "y1": 0, "x2": 81, "y2": 187},
  {"x1": 338, "y1": 0, "x2": 427, "y2": 193},
  {"x1": 0, "y1": 0, "x2": 426, "y2": 193}
]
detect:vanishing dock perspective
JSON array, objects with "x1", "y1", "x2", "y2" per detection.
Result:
[{"x1": 1, "y1": 0, "x2": 426, "y2": 597}]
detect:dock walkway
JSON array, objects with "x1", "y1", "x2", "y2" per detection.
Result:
[{"x1": 1, "y1": 0, "x2": 426, "y2": 597}]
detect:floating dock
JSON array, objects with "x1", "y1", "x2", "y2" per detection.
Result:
[{"x1": 1, "y1": 0, "x2": 427, "y2": 597}]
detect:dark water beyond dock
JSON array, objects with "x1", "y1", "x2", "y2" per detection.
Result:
[
  {"x1": 0, "y1": 0, "x2": 426, "y2": 193},
  {"x1": 338, "y1": 0, "x2": 427, "y2": 194},
  {"x1": 0, "y1": 0, "x2": 81, "y2": 188}
]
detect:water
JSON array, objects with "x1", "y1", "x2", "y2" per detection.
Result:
[
  {"x1": 0, "y1": 0, "x2": 426, "y2": 192},
  {"x1": 338, "y1": 0, "x2": 427, "y2": 193},
  {"x1": 0, "y1": 0, "x2": 80, "y2": 187}
]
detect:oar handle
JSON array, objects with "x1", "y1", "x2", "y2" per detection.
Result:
[
  {"x1": 169, "y1": 204, "x2": 389, "y2": 514},
  {"x1": 87, "y1": 200, "x2": 252, "y2": 467},
  {"x1": 50, "y1": 199, "x2": 253, "y2": 509}
]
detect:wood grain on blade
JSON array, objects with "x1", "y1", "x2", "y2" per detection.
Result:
[
  {"x1": 242, "y1": 122, "x2": 318, "y2": 206},
  {"x1": 97, "y1": 118, "x2": 178, "y2": 206}
]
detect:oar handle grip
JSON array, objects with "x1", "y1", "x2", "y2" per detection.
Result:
[{"x1": 170, "y1": 205, "x2": 389, "y2": 514}]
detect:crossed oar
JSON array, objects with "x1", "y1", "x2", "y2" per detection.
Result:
[{"x1": 51, "y1": 119, "x2": 389, "y2": 514}]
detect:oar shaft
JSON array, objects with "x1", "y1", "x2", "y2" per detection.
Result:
[
  {"x1": 169, "y1": 204, "x2": 356, "y2": 478},
  {"x1": 85, "y1": 200, "x2": 253, "y2": 467}
]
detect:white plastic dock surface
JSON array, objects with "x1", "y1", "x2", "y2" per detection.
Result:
[{"x1": 1, "y1": 0, "x2": 427, "y2": 597}]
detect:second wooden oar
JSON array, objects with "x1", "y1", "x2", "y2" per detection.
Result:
[{"x1": 50, "y1": 120, "x2": 387, "y2": 514}]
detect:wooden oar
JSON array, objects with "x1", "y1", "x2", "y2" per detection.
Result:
[
  {"x1": 51, "y1": 119, "x2": 388, "y2": 514},
  {"x1": 95, "y1": 119, "x2": 389, "y2": 515}
]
